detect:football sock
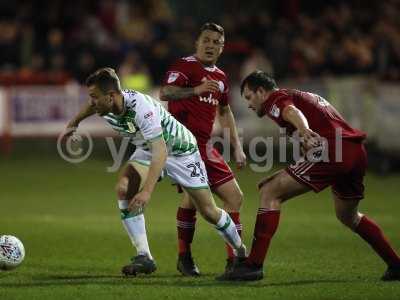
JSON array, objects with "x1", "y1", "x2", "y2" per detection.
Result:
[
  {"x1": 355, "y1": 215, "x2": 400, "y2": 267},
  {"x1": 226, "y1": 212, "x2": 242, "y2": 259},
  {"x1": 215, "y1": 209, "x2": 244, "y2": 256},
  {"x1": 247, "y1": 208, "x2": 281, "y2": 267},
  {"x1": 176, "y1": 207, "x2": 196, "y2": 255},
  {"x1": 118, "y1": 200, "x2": 153, "y2": 260}
]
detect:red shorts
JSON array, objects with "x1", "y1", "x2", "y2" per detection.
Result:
[
  {"x1": 198, "y1": 144, "x2": 235, "y2": 190},
  {"x1": 286, "y1": 140, "x2": 367, "y2": 200}
]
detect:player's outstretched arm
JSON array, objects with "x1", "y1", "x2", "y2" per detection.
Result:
[
  {"x1": 160, "y1": 78, "x2": 220, "y2": 101},
  {"x1": 129, "y1": 137, "x2": 167, "y2": 210},
  {"x1": 66, "y1": 102, "x2": 96, "y2": 131},
  {"x1": 282, "y1": 105, "x2": 321, "y2": 149},
  {"x1": 218, "y1": 104, "x2": 246, "y2": 169}
]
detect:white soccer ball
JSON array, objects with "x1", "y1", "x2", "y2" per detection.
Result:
[{"x1": 0, "y1": 235, "x2": 25, "y2": 270}]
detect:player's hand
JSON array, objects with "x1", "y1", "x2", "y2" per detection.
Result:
[
  {"x1": 194, "y1": 78, "x2": 220, "y2": 95},
  {"x1": 61, "y1": 124, "x2": 78, "y2": 141},
  {"x1": 299, "y1": 128, "x2": 321, "y2": 151},
  {"x1": 60, "y1": 125, "x2": 83, "y2": 155},
  {"x1": 129, "y1": 190, "x2": 151, "y2": 211},
  {"x1": 234, "y1": 148, "x2": 247, "y2": 169},
  {"x1": 62, "y1": 120, "x2": 79, "y2": 137}
]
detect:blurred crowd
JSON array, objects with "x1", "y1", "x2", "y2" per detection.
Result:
[{"x1": 1, "y1": 0, "x2": 400, "y2": 87}]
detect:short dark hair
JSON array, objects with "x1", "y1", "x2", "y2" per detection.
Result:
[
  {"x1": 199, "y1": 22, "x2": 224, "y2": 38},
  {"x1": 240, "y1": 70, "x2": 277, "y2": 95},
  {"x1": 85, "y1": 67, "x2": 121, "y2": 94}
]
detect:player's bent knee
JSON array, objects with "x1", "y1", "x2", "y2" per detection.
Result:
[
  {"x1": 118, "y1": 162, "x2": 149, "y2": 200},
  {"x1": 116, "y1": 177, "x2": 129, "y2": 199},
  {"x1": 259, "y1": 173, "x2": 284, "y2": 196},
  {"x1": 259, "y1": 181, "x2": 283, "y2": 208},
  {"x1": 215, "y1": 180, "x2": 244, "y2": 211},
  {"x1": 236, "y1": 189, "x2": 244, "y2": 206},
  {"x1": 222, "y1": 189, "x2": 243, "y2": 211}
]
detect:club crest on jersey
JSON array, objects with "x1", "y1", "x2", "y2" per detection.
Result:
[
  {"x1": 167, "y1": 72, "x2": 179, "y2": 83},
  {"x1": 144, "y1": 111, "x2": 153, "y2": 119},
  {"x1": 199, "y1": 94, "x2": 219, "y2": 106},
  {"x1": 270, "y1": 104, "x2": 280, "y2": 118},
  {"x1": 218, "y1": 81, "x2": 225, "y2": 92},
  {"x1": 127, "y1": 121, "x2": 137, "y2": 133}
]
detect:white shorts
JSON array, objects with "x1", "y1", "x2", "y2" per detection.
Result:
[{"x1": 129, "y1": 148, "x2": 209, "y2": 190}]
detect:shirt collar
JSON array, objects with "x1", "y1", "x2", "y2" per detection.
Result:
[{"x1": 193, "y1": 55, "x2": 216, "y2": 71}]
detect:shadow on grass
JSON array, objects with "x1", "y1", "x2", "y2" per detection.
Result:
[{"x1": 0, "y1": 273, "x2": 365, "y2": 288}]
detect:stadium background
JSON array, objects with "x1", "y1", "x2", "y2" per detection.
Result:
[{"x1": 1, "y1": 1, "x2": 399, "y2": 299}]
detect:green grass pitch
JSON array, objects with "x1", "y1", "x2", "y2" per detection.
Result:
[{"x1": 1, "y1": 156, "x2": 399, "y2": 300}]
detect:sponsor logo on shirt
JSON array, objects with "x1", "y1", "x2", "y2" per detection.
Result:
[
  {"x1": 144, "y1": 111, "x2": 154, "y2": 119},
  {"x1": 199, "y1": 94, "x2": 219, "y2": 106},
  {"x1": 167, "y1": 72, "x2": 179, "y2": 83},
  {"x1": 270, "y1": 104, "x2": 280, "y2": 118}
]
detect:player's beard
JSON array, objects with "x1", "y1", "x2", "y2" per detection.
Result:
[
  {"x1": 207, "y1": 54, "x2": 219, "y2": 65},
  {"x1": 97, "y1": 103, "x2": 112, "y2": 116},
  {"x1": 197, "y1": 50, "x2": 218, "y2": 66}
]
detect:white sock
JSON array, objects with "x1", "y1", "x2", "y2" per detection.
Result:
[
  {"x1": 215, "y1": 209, "x2": 245, "y2": 257},
  {"x1": 118, "y1": 200, "x2": 153, "y2": 260}
]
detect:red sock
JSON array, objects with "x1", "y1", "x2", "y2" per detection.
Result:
[
  {"x1": 247, "y1": 208, "x2": 280, "y2": 267},
  {"x1": 226, "y1": 212, "x2": 242, "y2": 259},
  {"x1": 177, "y1": 207, "x2": 196, "y2": 255},
  {"x1": 355, "y1": 215, "x2": 400, "y2": 267}
]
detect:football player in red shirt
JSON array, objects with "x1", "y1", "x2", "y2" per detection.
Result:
[
  {"x1": 160, "y1": 23, "x2": 246, "y2": 276},
  {"x1": 219, "y1": 70, "x2": 400, "y2": 281}
]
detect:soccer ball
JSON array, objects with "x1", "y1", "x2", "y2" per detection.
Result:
[{"x1": 0, "y1": 235, "x2": 25, "y2": 270}]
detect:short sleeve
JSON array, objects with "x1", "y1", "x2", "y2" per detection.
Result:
[
  {"x1": 163, "y1": 60, "x2": 190, "y2": 87},
  {"x1": 219, "y1": 79, "x2": 229, "y2": 106},
  {"x1": 134, "y1": 95, "x2": 163, "y2": 141},
  {"x1": 266, "y1": 94, "x2": 294, "y2": 124}
]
